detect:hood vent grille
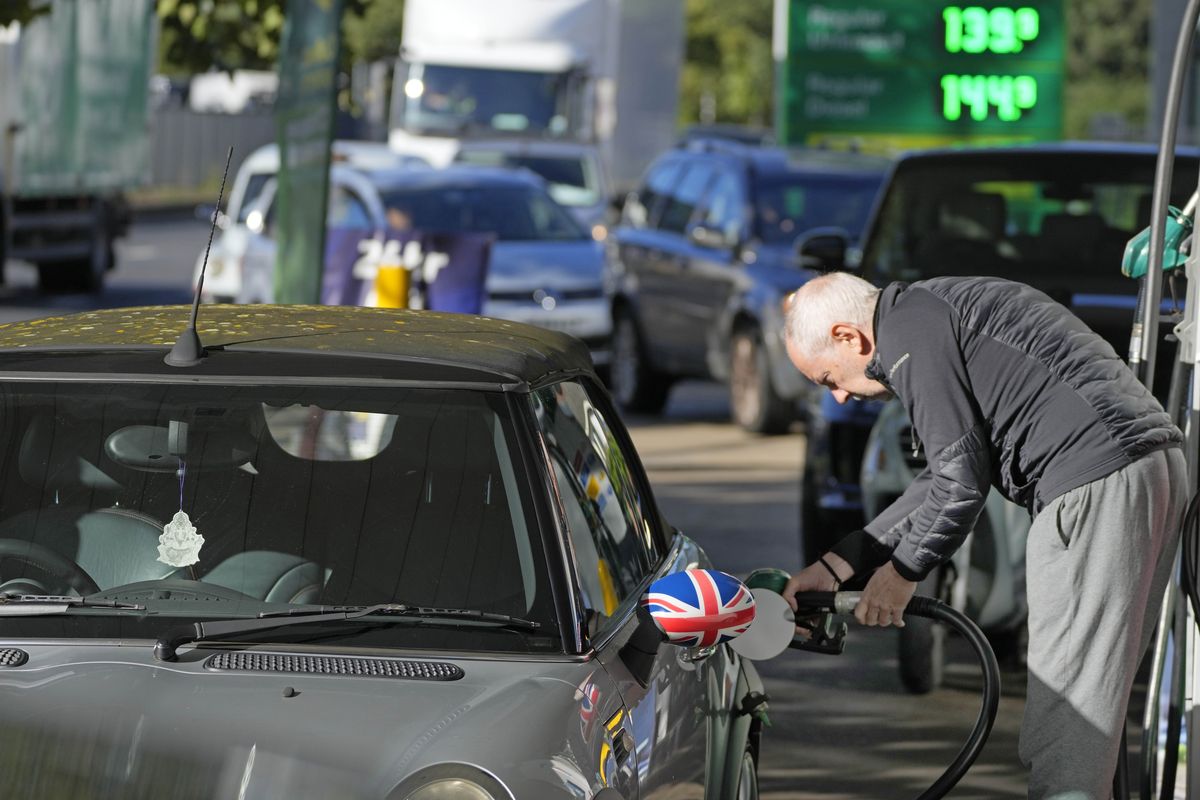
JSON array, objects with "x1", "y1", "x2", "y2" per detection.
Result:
[
  {"x1": 0, "y1": 648, "x2": 28, "y2": 667},
  {"x1": 205, "y1": 652, "x2": 464, "y2": 681}
]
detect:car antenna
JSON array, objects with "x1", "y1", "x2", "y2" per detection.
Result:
[{"x1": 165, "y1": 145, "x2": 233, "y2": 367}]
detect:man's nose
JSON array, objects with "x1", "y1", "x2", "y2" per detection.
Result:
[{"x1": 831, "y1": 389, "x2": 850, "y2": 404}]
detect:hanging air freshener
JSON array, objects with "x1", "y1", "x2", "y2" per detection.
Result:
[{"x1": 157, "y1": 449, "x2": 204, "y2": 568}]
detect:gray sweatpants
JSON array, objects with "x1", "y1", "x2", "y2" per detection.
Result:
[{"x1": 1020, "y1": 447, "x2": 1189, "y2": 799}]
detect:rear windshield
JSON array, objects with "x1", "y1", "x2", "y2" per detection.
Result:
[
  {"x1": 456, "y1": 152, "x2": 600, "y2": 208},
  {"x1": 379, "y1": 184, "x2": 586, "y2": 241},
  {"x1": 755, "y1": 173, "x2": 883, "y2": 244},
  {"x1": 860, "y1": 153, "x2": 1199, "y2": 288}
]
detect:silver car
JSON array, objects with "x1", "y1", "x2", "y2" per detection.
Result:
[
  {"x1": 860, "y1": 398, "x2": 1028, "y2": 693},
  {"x1": 0, "y1": 305, "x2": 765, "y2": 799},
  {"x1": 238, "y1": 164, "x2": 612, "y2": 369}
]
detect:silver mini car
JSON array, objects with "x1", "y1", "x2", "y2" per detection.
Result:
[{"x1": 0, "y1": 306, "x2": 764, "y2": 799}]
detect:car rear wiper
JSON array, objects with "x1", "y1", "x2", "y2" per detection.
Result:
[
  {"x1": 153, "y1": 603, "x2": 540, "y2": 662},
  {"x1": 0, "y1": 593, "x2": 146, "y2": 614}
]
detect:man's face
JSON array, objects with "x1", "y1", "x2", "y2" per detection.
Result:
[{"x1": 786, "y1": 331, "x2": 890, "y2": 404}]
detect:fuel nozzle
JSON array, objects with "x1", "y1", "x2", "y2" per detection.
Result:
[{"x1": 735, "y1": 570, "x2": 847, "y2": 658}]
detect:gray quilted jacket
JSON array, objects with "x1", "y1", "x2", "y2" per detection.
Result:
[{"x1": 831, "y1": 276, "x2": 1182, "y2": 581}]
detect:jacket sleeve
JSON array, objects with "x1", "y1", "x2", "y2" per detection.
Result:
[
  {"x1": 873, "y1": 288, "x2": 990, "y2": 581},
  {"x1": 829, "y1": 467, "x2": 931, "y2": 573}
]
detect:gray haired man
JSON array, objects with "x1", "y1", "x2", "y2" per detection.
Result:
[{"x1": 782, "y1": 271, "x2": 1187, "y2": 798}]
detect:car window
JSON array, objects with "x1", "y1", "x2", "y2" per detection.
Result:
[
  {"x1": 0, "y1": 381, "x2": 561, "y2": 654},
  {"x1": 699, "y1": 169, "x2": 745, "y2": 245},
  {"x1": 861, "y1": 154, "x2": 1199, "y2": 287},
  {"x1": 625, "y1": 158, "x2": 683, "y2": 229},
  {"x1": 378, "y1": 184, "x2": 585, "y2": 241},
  {"x1": 754, "y1": 172, "x2": 882, "y2": 245},
  {"x1": 457, "y1": 151, "x2": 600, "y2": 208},
  {"x1": 236, "y1": 172, "x2": 273, "y2": 224},
  {"x1": 327, "y1": 186, "x2": 372, "y2": 229},
  {"x1": 658, "y1": 161, "x2": 716, "y2": 234},
  {"x1": 533, "y1": 381, "x2": 662, "y2": 633}
]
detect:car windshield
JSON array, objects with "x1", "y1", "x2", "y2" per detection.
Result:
[
  {"x1": 860, "y1": 152, "x2": 1200, "y2": 288},
  {"x1": 456, "y1": 151, "x2": 601, "y2": 208},
  {"x1": 395, "y1": 63, "x2": 576, "y2": 137},
  {"x1": 0, "y1": 380, "x2": 560, "y2": 654},
  {"x1": 755, "y1": 173, "x2": 883, "y2": 244},
  {"x1": 378, "y1": 184, "x2": 587, "y2": 241}
]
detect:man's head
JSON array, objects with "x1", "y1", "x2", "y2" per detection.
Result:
[{"x1": 784, "y1": 272, "x2": 890, "y2": 404}]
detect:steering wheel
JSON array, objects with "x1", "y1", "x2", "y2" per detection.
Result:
[{"x1": 0, "y1": 539, "x2": 100, "y2": 596}]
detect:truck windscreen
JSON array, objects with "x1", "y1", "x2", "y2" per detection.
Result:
[{"x1": 397, "y1": 64, "x2": 576, "y2": 137}]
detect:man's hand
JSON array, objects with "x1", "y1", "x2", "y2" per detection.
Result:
[
  {"x1": 854, "y1": 562, "x2": 917, "y2": 627},
  {"x1": 783, "y1": 552, "x2": 853, "y2": 613}
]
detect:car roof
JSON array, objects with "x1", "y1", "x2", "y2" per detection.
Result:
[
  {"x1": 894, "y1": 140, "x2": 1200, "y2": 164},
  {"x1": 455, "y1": 138, "x2": 600, "y2": 159},
  {"x1": 670, "y1": 139, "x2": 892, "y2": 176},
  {"x1": 361, "y1": 164, "x2": 546, "y2": 192},
  {"x1": 0, "y1": 306, "x2": 596, "y2": 389}
]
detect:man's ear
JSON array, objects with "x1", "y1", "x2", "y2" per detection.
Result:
[{"x1": 830, "y1": 323, "x2": 871, "y2": 355}]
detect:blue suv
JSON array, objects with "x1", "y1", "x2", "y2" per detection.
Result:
[{"x1": 606, "y1": 139, "x2": 888, "y2": 432}]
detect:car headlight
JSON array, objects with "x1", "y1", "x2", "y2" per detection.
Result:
[
  {"x1": 389, "y1": 765, "x2": 512, "y2": 800},
  {"x1": 404, "y1": 780, "x2": 494, "y2": 800}
]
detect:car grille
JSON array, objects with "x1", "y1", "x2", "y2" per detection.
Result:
[
  {"x1": 204, "y1": 652, "x2": 464, "y2": 680},
  {"x1": 0, "y1": 648, "x2": 27, "y2": 667},
  {"x1": 898, "y1": 426, "x2": 927, "y2": 470}
]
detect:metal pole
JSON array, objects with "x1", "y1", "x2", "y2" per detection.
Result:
[{"x1": 1136, "y1": 0, "x2": 1200, "y2": 389}]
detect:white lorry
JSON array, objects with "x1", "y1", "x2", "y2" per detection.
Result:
[{"x1": 389, "y1": 0, "x2": 683, "y2": 196}]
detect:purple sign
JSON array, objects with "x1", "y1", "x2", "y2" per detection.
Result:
[{"x1": 320, "y1": 225, "x2": 492, "y2": 313}]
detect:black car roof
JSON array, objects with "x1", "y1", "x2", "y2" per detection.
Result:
[
  {"x1": 673, "y1": 139, "x2": 892, "y2": 176},
  {"x1": 894, "y1": 140, "x2": 1200, "y2": 163},
  {"x1": 0, "y1": 305, "x2": 596, "y2": 389}
]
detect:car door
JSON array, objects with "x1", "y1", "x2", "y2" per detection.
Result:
[
  {"x1": 533, "y1": 380, "x2": 711, "y2": 798},
  {"x1": 613, "y1": 157, "x2": 686, "y2": 365},
  {"x1": 680, "y1": 167, "x2": 749, "y2": 376},
  {"x1": 649, "y1": 159, "x2": 718, "y2": 374}
]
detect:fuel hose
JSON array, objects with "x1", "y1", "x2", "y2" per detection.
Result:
[{"x1": 792, "y1": 591, "x2": 1001, "y2": 800}]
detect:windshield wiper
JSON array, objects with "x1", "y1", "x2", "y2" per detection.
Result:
[
  {"x1": 153, "y1": 603, "x2": 540, "y2": 662},
  {"x1": 0, "y1": 594, "x2": 146, "y2": 615}
]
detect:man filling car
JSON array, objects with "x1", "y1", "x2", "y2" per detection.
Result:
[{"x1": 781, "y1": 271, "x2": 1187, "y2": 798}]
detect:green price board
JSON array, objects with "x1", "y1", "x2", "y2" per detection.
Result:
[{"x1": 775, "y1": 0, "x2": 1065, "y2": 149}]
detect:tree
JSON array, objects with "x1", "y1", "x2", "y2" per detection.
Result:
[
  {"x1": 679, "y1": 0, "x2": 773, "y2": 128},
  {"x1": 157, "y1": 0, "x2": 385, "y2": 76}
]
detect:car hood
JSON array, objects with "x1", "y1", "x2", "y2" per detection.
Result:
[
  {"x1": 745, "y1": 243, "x2": 820, "y2": 293},
  {"x1": 0, "y1": 642, "x2": 602, "y2": 799},
  {"x1": 487, "y1": 240, "x2": 604, "y2": 293}
]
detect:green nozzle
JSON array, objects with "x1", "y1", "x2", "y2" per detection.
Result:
[{"x1": 744, "y1": 568, "x2": 790, "y2": 595}]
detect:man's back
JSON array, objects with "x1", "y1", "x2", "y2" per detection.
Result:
[{"x1": 872, "y1": 276, "x2": 1179, "y2": 515}]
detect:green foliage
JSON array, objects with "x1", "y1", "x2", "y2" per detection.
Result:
[
  {"x1": 0, "y1": 0, "x2": 48, "y2": 27},
  {"x1": 157, "y1": 0, "x2": 382, "y2": 76},
  {"x1": 679, "y1": 0, "x2": 773, "y2": 127},
  {"x1": 342, "y1": 0, "x2": 404, "y2": 64},
  {"x1": 1063, "y1": 0, "x2": 1150, "y2": 138}
]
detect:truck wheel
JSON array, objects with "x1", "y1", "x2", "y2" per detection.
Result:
[
  {"x1": 40, "y1": 240, "x2": 109, "y2": 295},
  {"x1": 898, "y1": 571, "x2": 946, "y2": 694},
  {"x1": 611, "y1": 307, "x2": 671, "y2": 413},
  {"x1": 730, "y1": 328, "x2": 792, "y2": 435}
]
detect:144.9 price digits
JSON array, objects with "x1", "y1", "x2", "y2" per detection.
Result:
[{"x1": 940, "y1": 73, "x2": 1037, "y2": 122}]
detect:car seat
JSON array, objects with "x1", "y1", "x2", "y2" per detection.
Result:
[
  {"x1": 0, "y1": 413, "x2": 178, "y2": 591},
  {"x1": 913, "y1": 190, "x2": 1008, "y2": 272}
]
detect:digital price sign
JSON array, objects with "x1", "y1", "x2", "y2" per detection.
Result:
[{"x1": 775, "y1": 1, "x2": 1065, "y2": 148}]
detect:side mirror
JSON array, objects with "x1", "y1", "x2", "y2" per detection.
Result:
[
  {"x1": 641, "y1": 568, "x2": 756, "y2": 648},
  {"x1": 195, "y1": 204, "x2": 230, "y2": 230},
  {"x1": 794, "y1": 226, "x2": 849, "y2": 271}
]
